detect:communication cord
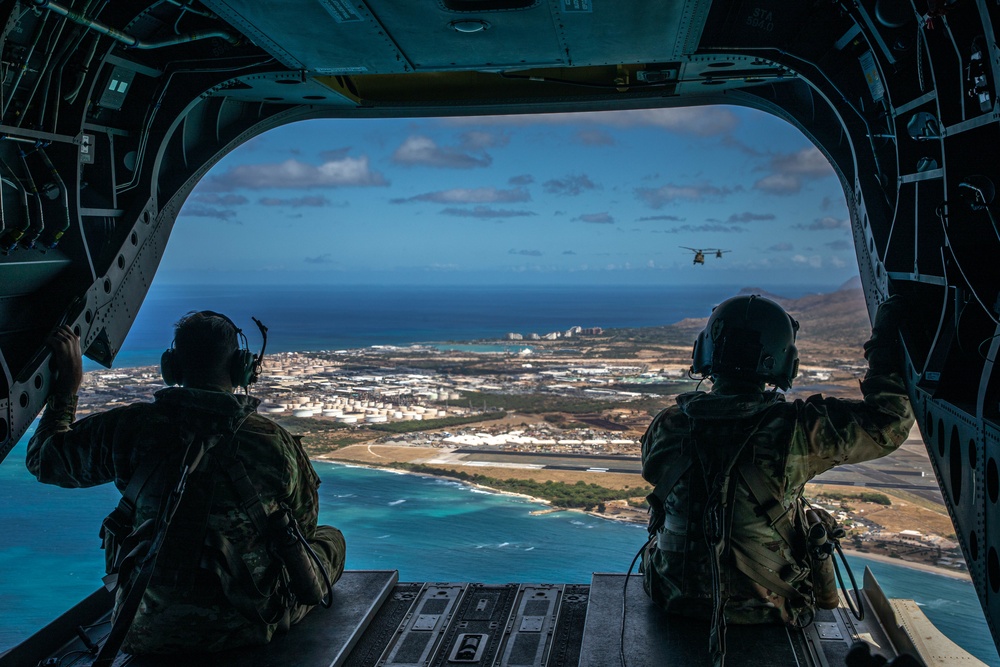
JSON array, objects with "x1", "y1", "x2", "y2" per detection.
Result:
[
  {"x1": 936, "y1": 206, "x2": 1000, "y2": 328},
  {"x1": 282, "y1": 502, "x2": 335, "y2": 608},
  {"x1": 832, "y1": 541, "x2": 864, "y2": 620},
  {"x1": 619, "y1": 537, "x2": 652, "y2": 667}
]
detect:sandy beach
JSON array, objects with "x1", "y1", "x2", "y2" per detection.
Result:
[{"x1": 842, "y1": 549, "x2": 971, "y2": 581}]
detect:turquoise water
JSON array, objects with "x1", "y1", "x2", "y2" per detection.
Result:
[{"x1": 1, "y1": 432, "x2": 997, "y2": 664}]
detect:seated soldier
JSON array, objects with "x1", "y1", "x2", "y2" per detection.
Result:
[
  {"x1": 27, "y1": 311, "x2": 346, "y2": 656},
  {"x1": 640, "y1": 294, "x2": 913, "y2": 665}
]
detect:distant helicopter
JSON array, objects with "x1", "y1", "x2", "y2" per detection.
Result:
[{"x1": 681, "y1": 247, "x2": 731, "y2": 265}]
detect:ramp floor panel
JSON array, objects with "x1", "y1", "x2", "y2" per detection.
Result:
[{"x1": 580, "y1": 573, "x2": 799, "y2": 667}]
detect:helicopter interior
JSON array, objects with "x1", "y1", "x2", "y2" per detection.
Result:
[{"x1": 1, "y1": 0, "x2": 1000, "y2": 664}]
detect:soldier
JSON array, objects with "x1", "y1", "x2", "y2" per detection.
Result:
[
  {"x1": 640, "y1": 294, "x2": 913, "y2": 665},
  {"x1": 27, "y1": 312, "x2": 346, "y2": 656}
]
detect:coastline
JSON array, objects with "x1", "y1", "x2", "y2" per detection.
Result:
[
  {"x1": 842, "y1": 549, "x2": 971, "y2": 582},
  {"x1": 314, "y1": 456, "x2": 568, "y2": 511},
  {"x1": 314, "y1": 456, "x2": 971, "y2": 579}
]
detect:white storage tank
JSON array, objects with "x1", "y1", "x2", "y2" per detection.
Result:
[{"x1": 293, "y1": 409, "x2": 314, "y2": 418}]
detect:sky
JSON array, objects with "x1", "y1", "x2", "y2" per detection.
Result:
[{"x1": 162, "y1": 105, "x2": 859, "y2": 287}]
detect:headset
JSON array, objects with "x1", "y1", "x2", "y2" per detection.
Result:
[{"x1": 160, "y1": 311, "x2": 268, "y2": 390}]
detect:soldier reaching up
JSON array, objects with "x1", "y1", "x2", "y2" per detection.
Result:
[
  {"x1": 640, "y1": 294, "x2": 914, "y2": 666},
  {"x1": 27, "y1": 311, "x2": 346, "y2": 657}
]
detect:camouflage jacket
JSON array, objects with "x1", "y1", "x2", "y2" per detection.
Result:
[
  {"x1": 640, "y1": 373, "x2": 914, "y2": 625},
  {"x1": 26, "y1": 387, "x2": 337, "y2": 654}
]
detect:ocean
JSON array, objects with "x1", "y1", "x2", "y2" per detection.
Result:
[
  {"x1": 3, "y1": 281, "x2": 997, "y2": 664},
  {"x1": 101, "y1": 282, "x2": 836, "y2": 369}
]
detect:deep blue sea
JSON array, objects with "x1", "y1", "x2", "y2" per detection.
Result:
[
  {"x1": 100, "y1": 282, "x2": 836, "y2": 369},
  {"x1": 3, "y1": 282, "x2": 997, "y2": 663}
]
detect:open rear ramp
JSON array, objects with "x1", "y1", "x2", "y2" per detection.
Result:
[{"x1": 0, "y1": 569, "x2": 981, "y2": 666}]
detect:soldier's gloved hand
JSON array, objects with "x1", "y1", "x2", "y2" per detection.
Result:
[
  {"x1": 46, "y1": 324, "x2": 84, "y2": 397},
  {"x1": 863, "y1": 295, "x2": 907, "y2": 376}
]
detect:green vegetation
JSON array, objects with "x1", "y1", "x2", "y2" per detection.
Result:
[
  {"x1": 275, "y1": 416, "x2": 354, "y2": 434},
  {"x1": 858, "y1": 492, "x2": 892, "y2": 506},
  {"x1": 459, "y1": 391, "x2": 614, "y2": 414},
  {"x1": 399, "y1": 464, "x2": 639, "y2": 509},
  {"x1": 812, "y1": 490, "x2": 892, "y2": 506},
  {"x1": 368, "y1": 412, "x2": 506, "y2": 433},
  {"x1": 299, "y1": 433, "x2": 372, "y2": 454}
]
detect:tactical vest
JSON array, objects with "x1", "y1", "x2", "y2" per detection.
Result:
[
  {"x1": 99, "y1": 416, "x2": 293, "y2": 628},
  {"x1": 644, "y1": 404, "x2": 838, "y2": 664}
]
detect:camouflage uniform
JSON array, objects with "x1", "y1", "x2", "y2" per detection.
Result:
[
  {"x1": 640, "y1": 371, "x2": 914, "y2": 625},
  {"x1": 27, "y1": 387, "x2": 346, "y2": 654}
]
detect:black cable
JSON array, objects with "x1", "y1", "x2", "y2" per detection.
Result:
[
  {"x1": 977, "y1": 333, "x2": 1000, "y2": 363},
  {"x1": 833, "y1": 541, "x2": 864, "y2": 620},
  {"x1": 935, "y1": 205, "x2": 1000, "y2": 327},
  {"x1": 620, "y1": 537, "x2": 652, "y2": 667},
  {"x1": 287, "y1": 510, "x2": 335, "y2": 608}
]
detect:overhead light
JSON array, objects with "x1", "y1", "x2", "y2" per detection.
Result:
[{"x1": 449, "y1": 20, "x2": 490, "y2": 33}]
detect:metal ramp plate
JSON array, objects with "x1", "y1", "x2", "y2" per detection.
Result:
[
  {"x1": 431, "y1": 583, "x2": 519, "y2": 667},
  {"x1": 496, "y1": 585, "x2": 563, "y2": 667},
  {"x1": 579, "y1": 573, "x2": 802, "y2": 667},
  {"x1": 33, "y1": 570, "x2": 399, "y2": 667},
  {"x1": 378, "y1": 583, "x2": 467, "y2": 666}
]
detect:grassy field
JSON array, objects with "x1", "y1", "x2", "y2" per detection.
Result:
[
  {"x1": 806, "y1": 483, "x2": 955, "y2": 538},
  {"x1": 319, "y1": 444, "x2": 441, "y2": 464},
  {"x1": 317, "y1": 444, "x2": 648, "y2": 492}
]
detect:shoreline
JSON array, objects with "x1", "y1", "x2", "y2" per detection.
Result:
[
  {"x1": 314, "y1": 456, "x2": 971, "y2": 579},
  {"x1": 842, "y1": 549, "x2": 971, "y2": 582},
  {"x1": 314, "y1": 456, "x2": 566, "y2": 509}
]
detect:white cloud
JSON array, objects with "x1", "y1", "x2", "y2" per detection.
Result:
[
  {"x1": 391, "y1": 187, "x2": 529, "y2": 204},
  {"x1": 754, "y1": 174, "x2": 801, "y2": 195},
  {"x1": 792, "y1": 254, "x2": 823, "y2": 268},
  {"x1": 440, "y1": 206, "x2": 536, "y2": 219},
  {"x1": 797, "y1": 217, "x2": 850, "y2": 231},
  {"x1": 754, "y1": 147, "x2": 835, "y2": 195},
  {"x1": 259, "y1": 196, "x2": 330, "y2": 207},
  {"x1": 771, "y1": 147, "x2": 834, "y2": 177},
  {"x1": 545, "y1": 174, "x2": 599, "y2": 196},
  {"x1": 392, "y1": 135, "x2": 492, "y2": 168},
  {"x1": 574, "y1": 212, "x2": 615, "y2": 224},
  {"x1": 205, "y1": 156, "x2": 387, "y2": 190},
  {"x1": 635, "y1": 183, "x2": 737, "y2": 208}
]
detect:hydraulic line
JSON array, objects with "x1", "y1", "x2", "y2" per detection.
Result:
[
  {"x1": 63, "y1": 31, "x2": 101, "y2": 106},
  {"x1": 115, "y1": 55, "x2": 274, "y2": 194},
  {"x1": 1, "y1": 7, "x2": 51, "y2": 122},
  {"x1": 38, "y1": 1, "x2": 99, "y2": 130},
  {"x1": 17, "y1": 149, "x2": 45, "y2": 250},
  {"x1": 38, "y1": 148, "x2": 70, "y2": 248},
  {"x1": 0, "y1": 161, "x2": 31, "y2": 253},
  {"x1": 168, "y1": 0, "x2": 218, "y2": 35},
  {"x1": 31, "y1": 0, "x2": 240, "y2": 49},
  {"x1": 17, "y1": 0, "x2": 75, "y2": 129},
  {"x1": 0, "y1": 164, "x2": 5, "y2": 236}
]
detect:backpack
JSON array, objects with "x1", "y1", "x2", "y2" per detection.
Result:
[
  {"x1": 643, "y1": 405, "x2": 840, "y2": 665},
  {"x1": 95, "y1": 417, "x2": 329, "y2": 664}
]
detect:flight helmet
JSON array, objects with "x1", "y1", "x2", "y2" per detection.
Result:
[{"x1": 691, "y1": 295, "x2": 799, "y2": 390}]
